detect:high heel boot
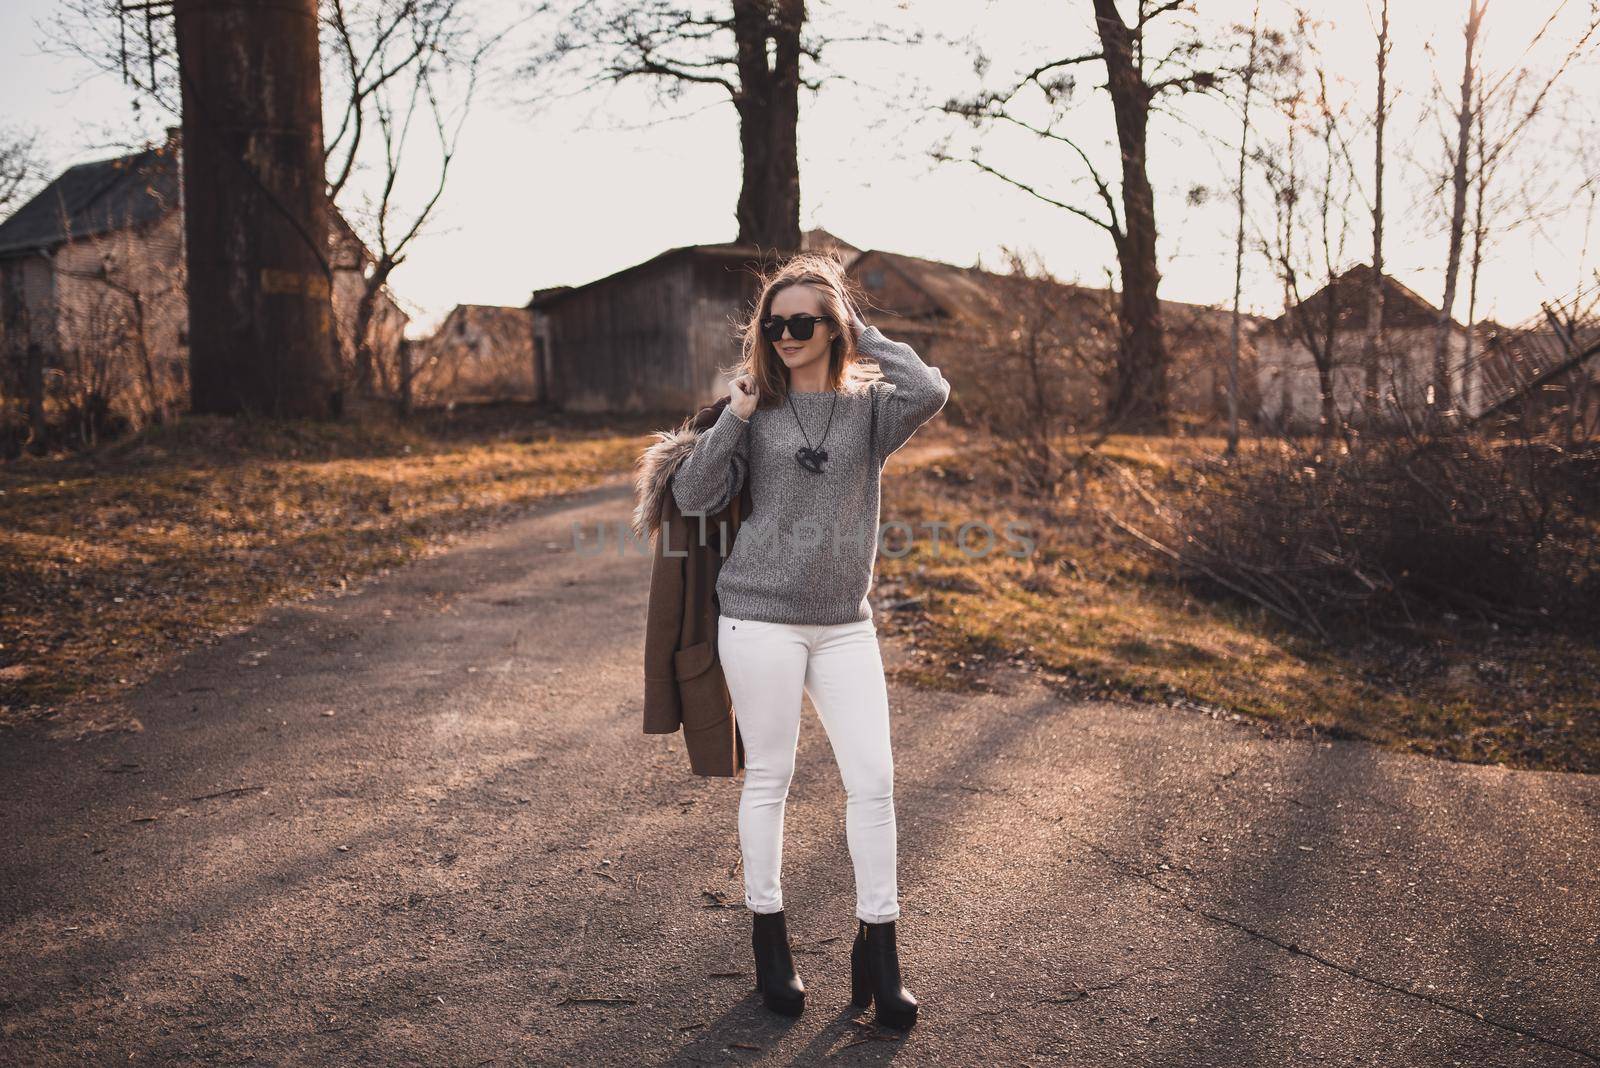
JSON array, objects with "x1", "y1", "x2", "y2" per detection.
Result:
[
  {"x1": 850, "y1": 918, "x2": 918, "y2": 1029},
  {"x1": 751, "y1": 909, "x2": 805, "y2": 1016}
]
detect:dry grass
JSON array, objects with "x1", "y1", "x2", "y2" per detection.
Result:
[
  {"x1": 874, "y1": 430, "x2": 1600, "y2": 774},
  {"x1": 0, "y1": 402, "x2": 653, "y2": 734},
  {"x1": 9, "y1": 407, "x2": 1595, "y2": 772}
]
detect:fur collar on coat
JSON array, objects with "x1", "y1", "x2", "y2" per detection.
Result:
[{"x1": 630, "y1": 395, "x2": 732, "y2": 541}]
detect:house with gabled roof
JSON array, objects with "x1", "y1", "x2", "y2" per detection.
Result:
[
  {"x1": 527, "y1": 236, "x2": 821, "y2": 413},
  {"x1": 0, "y1": 126, "x2": 407, "y2": 433},
  {"x1": 528, "y1": 228, "x2": 1259, "y2": 420},
  {"x1": 1255, "y1": 264, "x2": 1483, "y2": 431},
  {"x1": 414, "y1": 303, "x2": 541, "y2": 404},
  {"x1": 846, "y1": 246, "x2": 1264, "y2": 423}
]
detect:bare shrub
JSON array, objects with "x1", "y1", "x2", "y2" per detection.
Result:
[
  {"x1": 941, "y1": 247, "x2": 1119, "y2": 499},
  {"x1": 1107, "y1": 430, "x2": 1600, "y2": 640}
]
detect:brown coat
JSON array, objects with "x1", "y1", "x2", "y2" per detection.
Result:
[{"x1": 632, "y1": 395, "x2": 754, "y2": 777}]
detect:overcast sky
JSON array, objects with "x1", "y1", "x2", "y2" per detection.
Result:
[{"x1": 4, "y1": 0, "x2": 1597, "y2": 337}]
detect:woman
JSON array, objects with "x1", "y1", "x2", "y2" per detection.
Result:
[{"x1": 670, "y1": 251, "x2": 951, "y2": 1028}]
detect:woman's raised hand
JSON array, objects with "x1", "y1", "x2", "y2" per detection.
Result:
[{"x1": 728, "y1": 373, "x2": 758, "y2": 421}]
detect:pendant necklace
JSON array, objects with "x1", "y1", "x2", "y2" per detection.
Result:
[{"x1": 787, "y1": 389, "x2": 838, "y2": 474}]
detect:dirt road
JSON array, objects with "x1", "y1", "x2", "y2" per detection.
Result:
[{"x1": 3, "y1": 475, "x2": 1597, "y2": 1066}]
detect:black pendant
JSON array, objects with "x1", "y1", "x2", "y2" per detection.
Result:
[{"x1": 795, "y1": 445, "x2": 828, "y2": 473}]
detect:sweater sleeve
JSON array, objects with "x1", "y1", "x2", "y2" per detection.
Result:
[
  {"x1": 859, "y1": 325, "x2": 951, "y2": 459},
  {"x1": 670, "y1": 404, "x2": 750, "y2": 516}
]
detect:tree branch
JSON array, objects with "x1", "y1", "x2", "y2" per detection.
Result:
[{"x1": 938, "y1": 150, "x2": 1123, "y2": 243}]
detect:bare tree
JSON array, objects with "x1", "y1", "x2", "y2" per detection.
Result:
[
  {"x1": 1431, "y1": 0, "x2": 1488, "y2": 418},
  {"x1": 1427, "y1": 0, "x2": 1598, "y2": 419},
  {"x1": 1256, "y1": 17, "x2": 1357, "y2": 446},
  {"x1": 0, "y1": 127, "x2": 51, "y2": 453},
  {"x1": 41, "y1": 2, "x2": 179, "y2": 109},
  {"x1": 322, "y1": 0, "x2": 501, "y2": 402},
  {"x1": 1359, "y1": 0, "x2": 1390, "y2": 423},
  {"x1": 44, "y1": 178, "x2": 187, "y2": 434},
  {"x1": 53, "y1": 257, "x2": 185, "y2": 429},
  {"x1": 1462, "y1": 23, "x2": 1600, "y2": 378},
  {"x1": 40, "y1": 1, "x2": 342, "y2": 418},
  {"x1": 1226, "y1": 4, "x2": 1263, "y2": 456},
  {"x1": 0, "y1": 126, "x2": 49, "y2": 217},
  {"x1": 940, "y1": 0, "x2": 1218, "y2": 433},
  {"x1": 1090, "y1": 0, "x2": 1217, "y2": 432},
  {"x1": 1268, "y1": 89, "x2": 1301, "y2": 434},
  {"x1": 519, "y1": 0, "x2": 916, "y2": 253},
  {"x1": 41, "y1": 0, "x2": 509, "y2": 413},
  {"x1": 944, "y1": 248, "x2": 1120, "y2": 496},
  {"x1": 1222, "y1": 5, "x2": 1295, "y2": 454},
  {"x1": 1305, "y1": 70, "x2": 1356, "y2": 442}
]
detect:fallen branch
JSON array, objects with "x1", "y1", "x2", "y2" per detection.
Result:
[{"x1": 1100, "y1": 508, "x2": 1330, "y2": 641}]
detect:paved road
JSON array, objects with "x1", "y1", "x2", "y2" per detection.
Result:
[{"x1": 2, "y1": 474, "x2": 1597, "y2": 1067}]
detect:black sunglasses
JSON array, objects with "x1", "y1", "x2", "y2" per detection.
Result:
[{"x1": 760, "y1": 313, "x2": 835, "y2": 343}]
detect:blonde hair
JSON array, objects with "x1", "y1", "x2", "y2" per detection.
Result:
[{"x1": 726, "y1": 250, "x2": 881, "y2": 409}]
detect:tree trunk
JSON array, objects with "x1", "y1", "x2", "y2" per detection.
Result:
[
  {"x1": 1463, "y1": 88, "x2": 1487, "y2": 419},
  {"x1": 1361, "y1": 0, "x2": 1388, "y2": 424},
  {"x1": 1433, "y1": 0, "x2": 1484, "y2": 419},
  {"x1": 353, "y1": 262, "x2": 393, "y2": 398},
  {"x1": 1228, "y1": 4, "x2": 1261, "y2": 456},
  {"x1": 1319, "y1": 275, "x2": 1339, "y2": 440},
  {"x1": 129, "y1": 291, "x2": 165, "y2": 426},
  {"x1": 732, "y1": 0, "x2": 802, "y2": 254},
  {"x1": 1093, "y1": 0, "x2": 1171, "y2": 432},
  {"x1": 24, "y1": 340, "x2": 46, "y2": 453},
  {"x1": 1277, "y1": 111, "x2": 1298, "y2": 435},
  {"x1": 398, "y1": 336, "x2": 414, "y2": 417},
  {"x1": 174, "y1": 0, "x2": 337, "y2": 420}
]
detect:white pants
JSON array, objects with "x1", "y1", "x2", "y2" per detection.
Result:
[{"x1": 716, "y1": 614, "x2": 900, "y2": 924}]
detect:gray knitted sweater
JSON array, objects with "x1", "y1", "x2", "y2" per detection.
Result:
[{"x1": 670, "y1": 325, "x2": 951, "y2": 625}]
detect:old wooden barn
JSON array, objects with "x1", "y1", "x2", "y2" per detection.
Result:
[
  {"x1": 527, "y1": 229, "x2": 855, "y2": 414},
  {"x1": 529, "y1": 228, "x2": 1258, "y2": 422}
]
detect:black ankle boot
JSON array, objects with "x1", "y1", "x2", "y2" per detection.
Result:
[
  {"x1": 850, "y1": 918, "x2": 918, "y2": 1029},
  {"x1": 751, "y1": 909, "x2": 805, "y2": 1016}
]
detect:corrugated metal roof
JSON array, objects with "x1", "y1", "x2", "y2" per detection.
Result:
[
  {"x1": 855, "y1": 247, "x2": 1256, "y2": 331},
  {"x1": 527, "y1": 229, "x2": 862, "y2": 310},
  {"x1": 855, "y1": 248, "x2": 1004, "y2": 322},
  {"x1": 526, "y1": 241, "x2": 767, "y2": 309}
]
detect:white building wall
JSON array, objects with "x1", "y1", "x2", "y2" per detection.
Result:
[
  {"x1": 50, "y1": 211, "x2": 189, "y2": 419},
  {"x1": 5, "y1": 207, "x2": 406, "y2": 429},
  {"x1": 1256, "y1": 325, "x2": 1473, "y2": 431}
]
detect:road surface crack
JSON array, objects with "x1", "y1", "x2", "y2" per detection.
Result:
[{"x1": 1064, "y1": 830, "x2": 1600, "y2": 1064}]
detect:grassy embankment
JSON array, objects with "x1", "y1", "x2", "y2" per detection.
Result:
[
  {"x1": 6, "y1": 407, "x2": 1594, "y2": 772},
  {"x1": 874, "y1": 429, "x2": 1600, "y2": 774},
  {"x1": 0, "y1": 403, "x2": 654, "y2": 735}
]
